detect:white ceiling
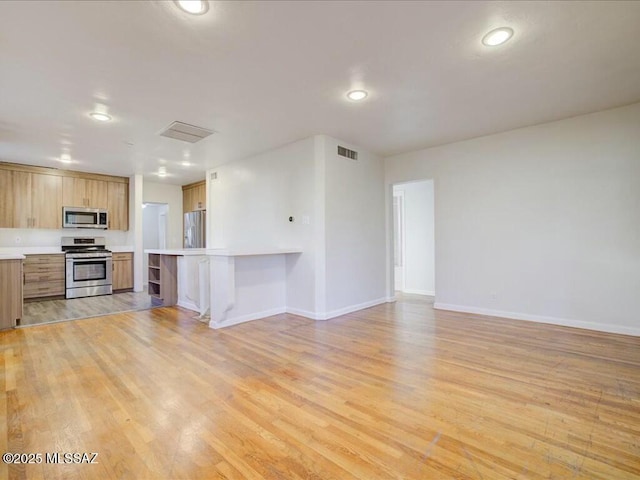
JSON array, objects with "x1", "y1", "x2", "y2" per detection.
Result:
[{"x1": 1, "y1": 1, "x2": 639, "y2": 185}]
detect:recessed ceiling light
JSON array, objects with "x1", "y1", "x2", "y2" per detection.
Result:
[
  {"x1": 158, "y1": 166, "x2": 168, "y2": 177},
  {"x1": 89, "y1": 112, "x2": 112, "y2": 122},
  {"x1": 347, "y1": 90, "x2": 368, "y2": 101},
  {"x1": 181, "y1": 161, "x2": 192, "y2": 167},
  {"x1": 174, "y1": 0, "x2": 209, "y2": 15},
  {"x1": 482, "y1": 27, "x2": 514, "y2": 46},
  {"x1": 60, "y1": 153, "x2": 72, "y2": 163}
]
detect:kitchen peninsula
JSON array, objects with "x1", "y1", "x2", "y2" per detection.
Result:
[{"x1": 144, "y1": 248, "x2": 302, "y2": 328}]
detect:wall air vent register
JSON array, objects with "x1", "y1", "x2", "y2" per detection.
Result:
[{"x1": 337, "y1": 145, "x2": 358, "y2": 160}]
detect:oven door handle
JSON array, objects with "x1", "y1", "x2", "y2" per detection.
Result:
[{"x1": 67, "y1": 257, "x2": 110, "y2": 263}]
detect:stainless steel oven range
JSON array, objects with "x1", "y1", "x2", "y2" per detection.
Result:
[{"x1": 62, "y1": 236, "x2": 112, "y2": 299}]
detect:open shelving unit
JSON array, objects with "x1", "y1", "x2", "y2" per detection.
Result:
[{"x1": 147, "y1": 253, "x2": 177, "y2": 306}]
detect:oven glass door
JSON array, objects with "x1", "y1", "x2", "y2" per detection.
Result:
[{"x1": 66, "y1": 257, "x2": 112, "y2": 288}]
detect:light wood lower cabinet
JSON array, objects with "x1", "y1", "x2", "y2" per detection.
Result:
[
  {"x1": 112, "y1": 252, "x2": 133, "y2": 291},
  {"x1": 23, "y1": 254, "x2": 65, "y2": 300},
  {"x1": 0, "y1": 259, "x2": 23, "y2": 330},
  {"x1": 148, "y1": 254, "x2": 177, "y2": 306}
]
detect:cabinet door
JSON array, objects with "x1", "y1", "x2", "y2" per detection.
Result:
[
  {"x1": 12, "y1": 171, "x2": 32, "y2": 228},
  {"x1": 194, "y1": 183, "x2": 206, "y2": 210},
  {"x1": 86, "y1": 179, "x2": 108, "y2": 208},
  {"x1": 183, "y1": 187, "x2": 194, "y2": 214},
  {"x1": 62, "y1": 176, "x2": 86, "y2": 207},
  {"x1": 32, "y1": 174, "x2": 63, "y2": 229},
  {"x1": 107, "y1": 182, "x2": 128, "y2": 230},
  {"x1": 0, "y1": 259, "x2": 22, "y2": 330},
  {"x1": 113, "y1": 253, "x2": 133, "y2": 290},
  {"x1": 0, "y1": 169, "x2": 14, "y2": 228}
]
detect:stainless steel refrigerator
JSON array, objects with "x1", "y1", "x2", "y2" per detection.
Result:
[{"x1": 184, "y1": 210, "x2": 206, "y2": 248}]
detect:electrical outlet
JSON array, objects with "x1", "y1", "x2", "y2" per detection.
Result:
[
  {"x1": 490, "y1": 292, "x2": 497, "y2": 300},
  {"x1": 15, "y1": 236, "x2": 21, "y2": 244},
  {"x1": 302, "y1": 215, "x2": 310, "y2": 225}
]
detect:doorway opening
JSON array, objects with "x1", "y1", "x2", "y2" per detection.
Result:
[
  {"x1": 392, "y1": 179, "x2": 435, "y2": 297},
  {"x1": 142, "y1": 202, "x2": 168, "y2": 288}
]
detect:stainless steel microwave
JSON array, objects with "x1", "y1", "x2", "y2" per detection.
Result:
[{"x1": 62, "y1": 207, "x2": 108, "y2": 229}]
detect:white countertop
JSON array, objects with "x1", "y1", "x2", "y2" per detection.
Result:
[
  {"x1": 144, "y1": 248, "x2": 302, "y2": 257},
  {"x1": 206, "y1": 248, "x2": 302, "y2": 257},
  {"x1": 0, "y1": 245, "x2": 134, "y2": 255},
  {"x1": 145, "y1": 248, "x2": 208, "y2": 256},
  {"x1": 110, "y1": 246, "x2": 134, "y2": 252},
  {"x1": 0, "y1": 253, "x2": 26, "y2": 260},
  {"x1": 0, "y1": 246, "x2": 63, "y2": 255}
]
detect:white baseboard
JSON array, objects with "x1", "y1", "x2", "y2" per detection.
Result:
[
  {"x1": 177, "y1": 300, "x2": 198, "y2": 312},
  {"x1": 433, "y1": 303, "x2": 640, "y2": 337},
  {"x1": 317, "y1": 297, "x2": 388, "y2": 321},
  {"x1": 402, "y1": 289, "x2": 435, "y2": 296},
  {"x1": 209, "y1": 307, "x2": 287, "y2": 329},
  {"x1": 285, "y1": 307, "x2": 319, "y2": 320},
  {"x1": 286, "y1": 297, "x2": 389, "y2": 321}
]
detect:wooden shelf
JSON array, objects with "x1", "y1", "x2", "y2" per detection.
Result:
[{"x1": 146, "y1": 254, "x2": 177, "y2": 306}]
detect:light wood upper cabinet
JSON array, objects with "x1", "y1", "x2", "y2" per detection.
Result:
[
  {"x1": 31, "y1": 174, "x2": 63, "y2": 229},
  {"x1": 0, "y1": 162, "x2": 128, "y2": 231},
  {"x1": 10, "y1": 171, "x2": 32, "y2": 228},
  {"x1": 0, "y1": 169, "x2": 14, "y2": 228},
  {"x1": 108, "y1": 181, "x2": 128, "y2": 231},
  {"x1": 63, "y1": 177, "x2": 108, "y2": 208},
  {"x1": 0, "y1": 170, "x2": 61, "y2": 229},
  {"x1": 182, "y1": 180, "x2": 206, "y2": 213}
]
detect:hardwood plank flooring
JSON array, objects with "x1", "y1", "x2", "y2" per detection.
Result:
[{"x1": 1, "y1": 295, "x2": 639, "y2": 479}]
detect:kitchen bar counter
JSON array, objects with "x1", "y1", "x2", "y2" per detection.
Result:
[
  {"x1": 144, "y1": 248, "x2": 301, "y2": 257},
  {"x1": 144, "y1": 248, "x2": 207, "y2": 256},
  {"x1": 144, "y1": 248, "x2": 303, "y2": 329}
]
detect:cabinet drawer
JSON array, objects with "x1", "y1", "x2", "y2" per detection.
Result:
[
  {"x1": 24, "y1": 271, "x2": 65, "y2": 282},
  {"x1": 112, "y1": 252, "x2": 133, "y2": 261},
  {"x1": 24, "y1": 254, "x2": 64, "y2": 265},
  {"x1": 24, "y1": 280, "x2": 65, "y2": 298},
  {"x1": 24, "y1": 263, "x2": 65, "y2": 274}
]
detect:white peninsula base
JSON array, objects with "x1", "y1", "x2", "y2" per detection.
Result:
[{"x1": 207, "y1": 249, "x2": 302, "y2": 329}]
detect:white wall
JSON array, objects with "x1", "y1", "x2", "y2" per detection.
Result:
[
  {"x1": 323, "y1": 135, "x2": 387, "y2": 314},
  {"x1": 142, "y1": 181, "x2": 183, "y2": 249},
  {"x1": 0, "y1": 227, "x2": 129, "y2": 249},
  {"x1": 208, "y1": 136, "x2": 319, "y2": 315},
  {"x1": 393, "y1": 180, "x2": 435, "y2": 296},
  {"x1": 207, "y1": 134, "x2": 387, "y2": 321},
  {"x1": 385, "y1": 102, "x2": 640, "y2": 335}
]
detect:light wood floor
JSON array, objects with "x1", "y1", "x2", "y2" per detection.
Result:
[{"x1": 1, "y1": 296, "x2": 639, "y2": 479}]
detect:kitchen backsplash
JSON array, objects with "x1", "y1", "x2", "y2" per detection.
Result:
[{"x1": 0, "y1": 228, "x2": 131, "y2": 248}]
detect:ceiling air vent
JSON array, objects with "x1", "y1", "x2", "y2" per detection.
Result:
[
  {"x1": 337, "y1": 145, "x2": 358, "y2": 160},
  {"x1": 159, "y1": 121, "x2": 214, "y2": 143}
]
